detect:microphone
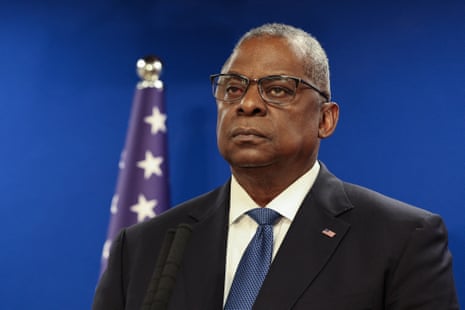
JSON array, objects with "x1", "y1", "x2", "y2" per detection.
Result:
[
  {"x1": 140, "y1": 228, "x2": 176, "y2": 310},
  {"x1": 141, "y1": 223, "x2": 193, "y2": 310}
]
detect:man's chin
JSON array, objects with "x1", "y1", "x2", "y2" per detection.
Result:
[{"x1": 221, "y1": 151, "x2": 275, "y2": 169}]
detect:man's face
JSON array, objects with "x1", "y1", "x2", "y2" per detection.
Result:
[{"x1": 216, "y1": 36, "x2": 327, "y2": 176}]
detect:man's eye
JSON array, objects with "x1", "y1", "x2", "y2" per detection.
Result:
[
  {"x1": 267, "y1": 86, "x2": 294, "y2": 98},
  {"x1": 226, "y1": 85, "x2": 244, "y2": 96}
]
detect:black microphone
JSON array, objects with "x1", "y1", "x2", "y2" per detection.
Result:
[
  {"x1": 140, "y1": 228, "x2": 176, "y2": 310},
  {"x1": 142, "y1": 223, "x2": 193, "y2": 310}
]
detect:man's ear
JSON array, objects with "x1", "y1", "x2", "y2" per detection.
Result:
[{"x1": 318, "y1": 102, "x2": 339, "y2": 138}]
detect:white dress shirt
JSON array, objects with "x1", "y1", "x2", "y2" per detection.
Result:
[{"x1": 223, "y1": 161, "x2": 320, "y2": 304}]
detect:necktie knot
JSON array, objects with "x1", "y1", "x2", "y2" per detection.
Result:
[{"x1": 247, "y1": 208, "x2": 281, "y2": 226}]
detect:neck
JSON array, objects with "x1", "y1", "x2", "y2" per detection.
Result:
[{"x1": 231, "y1": 163, "x2": 314, "y2": 207}]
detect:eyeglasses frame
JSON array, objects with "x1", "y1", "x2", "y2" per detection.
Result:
[{"x1": 210, "y1": 73, "x2": 330, "y2": 105}]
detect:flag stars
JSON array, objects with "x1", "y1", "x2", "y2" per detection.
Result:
[
  {"x1": 102, "y1": 240, "x2": 112, "y2": 260},
  {"x1": 137, "y1": 151, "x2": 163, "y2": 179},
  {"x1": 118, "y1": 150, "x2": 126, "y2": 170},
  {"x1": 144, "y1": 107, "x2": 167, "y2": 135},
  {"x1": 110, "y1": 195, "x2": 119, "y2": 214},
  {"x1": 130, "y1": 194, "x2": 157, "y2": 222}
]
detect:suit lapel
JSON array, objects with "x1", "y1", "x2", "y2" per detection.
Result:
[
  {"x1": 172, "y1": 182, "x2": 230, "y2": 309},
  {"x1": 254, "y1": 164, "x2": 354, "y2": 309}
]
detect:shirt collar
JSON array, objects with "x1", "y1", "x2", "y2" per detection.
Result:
[{"x1": 229, "y1": 161, "x2": 320, "y2": 224}]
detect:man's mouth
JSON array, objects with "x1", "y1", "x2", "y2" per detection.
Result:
[{"x1": 231, "y1": 128, "x2": 266, "y2": 138}]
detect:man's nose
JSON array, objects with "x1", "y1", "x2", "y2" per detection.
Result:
[{"x1": 236, "y1": 84, "x2": 267, "y2": 116}]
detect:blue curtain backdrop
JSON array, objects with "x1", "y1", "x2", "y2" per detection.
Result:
[{"x1": 0, "y1": 1, "x2": 463, "y2": 308}]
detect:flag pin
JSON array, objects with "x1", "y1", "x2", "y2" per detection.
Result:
[{"x1": 321, "y1": 228, "x2": 336, "y2": 238}]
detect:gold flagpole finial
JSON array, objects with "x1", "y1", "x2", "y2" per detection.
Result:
[{"x1": 137, "y1": 55, "x2": 163, "y2": 89}]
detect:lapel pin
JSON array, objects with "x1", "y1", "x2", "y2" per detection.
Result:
[{"x1": 321, "y1": 228, "x2": 336, "y2": 238}]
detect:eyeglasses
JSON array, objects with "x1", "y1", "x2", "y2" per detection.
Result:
[{"x1": 210, "y1": 73, "x2": 329, "y2": 106}]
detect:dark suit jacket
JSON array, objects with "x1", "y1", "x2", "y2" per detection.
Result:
[{"x1": 92, "y1": 163, "x2": 458, "y2": 309}]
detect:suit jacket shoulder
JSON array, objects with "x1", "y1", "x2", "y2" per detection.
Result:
[
  {"x1": 124, "y1": 184, "x2": 223, "y2": 236},
  {"x1": 255, "y1": 163, "x2": 458, "y2": 309},
  {"x1": 93, "y1": 182, "x2": 231, "y2": 310}
]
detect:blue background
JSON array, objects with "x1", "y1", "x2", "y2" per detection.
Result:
[{"x1": 0, "y1": 1, "x2": 463, "y2": 309}]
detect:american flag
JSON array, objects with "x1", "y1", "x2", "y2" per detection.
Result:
[
  {"x1": 321, "y1": 228, "x2": 336, "y2": 238},
  {"x1": 99, "y1": 59, "x2": 170, "y2": 273}
]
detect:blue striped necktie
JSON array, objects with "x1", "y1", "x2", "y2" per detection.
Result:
[{"x1": 224, "y1": 208, "x2": 281, "y2": 310}]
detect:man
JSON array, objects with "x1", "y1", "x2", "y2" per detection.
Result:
[{"x1": 93, "y1": 23, "x2": 458, "y2": 309}]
